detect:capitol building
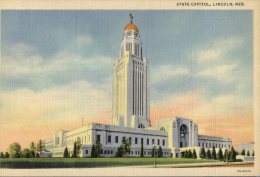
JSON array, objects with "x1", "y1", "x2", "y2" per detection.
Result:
[{"x1": 44, "y1": 15, "x2": 232, "y2": 158}]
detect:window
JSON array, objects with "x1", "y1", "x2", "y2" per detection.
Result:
[
  {"x1": 111, "y1": 150, "x2": 113, "y2": 154},
  {"x1": 141, "y1": 138, "x2": 143, "y2": 145},
  {"x1": 115, "y1": 136, "x2": 118, "y2": 143},
  {"x1": 152, "y1": 139, "x2": 155, "y2": 145},
  {"x1": 104, "y1": 150, "x2": 107, "y2": 154},
  {"x1": 157, "y1": 139, "x2": 160, "y2": 145},
  {"x1": 85, "y1": 150, "x2": 88, "y2": 154},
  {"x1": 199, "y1": 142, "x2": 200, "y2": 147},
  {"x1": 206, "y1": 143, "x2": 208, "y2": 148},
  {"x1": 108, "y1": 135, "x2": 111, "y2": 143},
  {"x1": 163, "y1": 140, "x2": 165, "y2": 146},
  {"x1": 126, "y1": 43, "x2": 130, "y2": 51},
  {"x1": 135, "y1": 138, "x2": 138, "y2": 144},
  {"x1": 147, "y1": 138, "x2": 149, "y2": 145},
  {"x1": 96, "y1": 135, "x2": 101, "y2": 143}
]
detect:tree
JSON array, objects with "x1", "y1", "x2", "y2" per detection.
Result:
[
  {"x1": 230, "y1": 146, "x2": 236, "y2": 160},
  {"x1": 22, "y1": 148, "x2": 31, "y2": 158},
  {"x1": 200, "y1": 148, "x2": 206, "y2": 158},
  {"x1": 121, "y1": 138, "x2": 131, "y2": 157},
  {"x1": 218, "y1": 148, "x2": 223, "y2": 160},
  {"x1": 63, "y1": 147, "x2": 69, "y2": 158},
  {"x1": 95, "y1": 142, "x2": 102, "y2": 158},
  {"x1": 72, "y1": 142, "x2": 77, "y2": 158},
  {"x1": 30, "y1": 142, "x2": 36, "y2": 158},
  {"x1": 4, "y1": 152, "x2": 9, "y2": 158},
  {"x1": 91, "y1": 144, "x2": 96, "y2": 158},
  {"x1": 192, "y1": 149, "x2": 197, "y2": 159},
  {"x1": 0, "y1": 152, "x2": 4, "y2": 158},
  {"x1": 158, "y1": 146, "x2": 163, "y2": 157},
  {"x1": 188, "y1": 150, "x2": 192, "y2": 158},
  {"x1": 8, "y1": 142, "x2": 22, "y2": 158},
  {"x1": 224, "y1": 149, "x2": 230, "y2": 162},
  {"x1": 184, "y1": 150, "x2": 188, "y2": 158},
  {"x1": 76, "y1": 137, "x2": 82, "y2": 157},
  {"x1": 247, "y1": 150, "x2": 250, "y2": 156},
  {"x1": 36, "y1": 139, "x2": 45, "y2": 152},
  {"x1": 206, "y1": 149, "x2": 212, "y2": 159},
  {"x1": 212, "y1": 147, "x2": 217, "y2": 160},
  {"x1": 140, "y1": 141, "x2": 144, "y2": 157},
  {"x1": 241, "y1": 149, "x2": 245, "y2": 155},
  {"x1": 181, "y1": 151, "x2": 185, "y2": 158},
  {"x1": 152, "y1": 146, "x2": 156, "y2": 157},
  {"x1": 116, "y1": 146, "x2": 123, "y2": 157}
]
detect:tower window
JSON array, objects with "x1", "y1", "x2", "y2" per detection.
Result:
[{"x1": 127, "y1": 31, "x2": 132, "y2": 36}]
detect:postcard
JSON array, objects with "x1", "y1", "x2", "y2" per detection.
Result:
[{"x1": 0, "y1": 0, "x2": 259, "y2": 176}]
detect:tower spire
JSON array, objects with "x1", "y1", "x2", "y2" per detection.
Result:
[{"x1": 129, "y1": 13, "x2": 133, "y2": 24}]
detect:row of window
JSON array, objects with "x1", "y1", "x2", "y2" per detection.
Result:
[
  {"x1": 97, "y1": 135, "x2": 166, "y2": 146},
  {"x1": 199, "y1": 142, "x2": 231, "y2": 149},
  {"x1": 85, "y1": 149, "x2": 169, "y2": 156}
]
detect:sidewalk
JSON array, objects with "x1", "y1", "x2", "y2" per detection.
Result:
[{"x1": 111, "y1": 161, "x2": 254, "y2": 168}]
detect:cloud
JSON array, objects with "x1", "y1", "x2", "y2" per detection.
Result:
[
  {"x1": 195, "y1": 36, "x2": 244, "y2": 63},
  {"x1": 150, "y1": 90, "x2": 253, "y2": 148},
  {"x1": 0, "y1": 43, "x2": 115, "y2": 90},
  {"x1": 196, "y1": 63, "x2": 238, "y2": 83},
  {"x1": 0, "y1": 80, "x2": 112, "y2": 150},
  {"x1": 77, "y1": 34, "x2": 92, "y2": 47},
  {"x1": 151, "y1": 65, "x2": 190, "y2": 84}
]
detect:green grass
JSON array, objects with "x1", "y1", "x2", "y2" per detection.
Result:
[{"x1": 0, "y1": 158, "x2": 217, "y2": 168}]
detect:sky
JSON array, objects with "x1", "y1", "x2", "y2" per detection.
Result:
[{"x1": 0, "y1": 10, "x2": 253, "y2": 151}]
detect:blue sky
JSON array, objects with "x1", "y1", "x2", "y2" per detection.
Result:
[
  {"x1": 1, "y1": 10, "x2": 253, "y2": 100},
  {"x1": 0, "y1": 10, "x2": 253, "y2": 150}
]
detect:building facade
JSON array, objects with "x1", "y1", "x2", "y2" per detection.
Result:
[
  {"x1": 237, "y1": 142, "x2": 254, "y2": 155},
  {"x1": 44, "y1": 15, "x2": 232, "y2": 158}
]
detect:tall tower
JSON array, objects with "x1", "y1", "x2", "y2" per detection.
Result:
[{"x1": 112, "y1": 14, "x2": 150, "y2": 128}]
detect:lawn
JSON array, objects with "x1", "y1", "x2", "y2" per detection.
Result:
[{"x1": 0, "y1": 158, "x2": 218, "y2": 168}]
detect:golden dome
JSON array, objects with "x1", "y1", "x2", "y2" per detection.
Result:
[{"x1": 124, "y1": 22, "x2": 139, "y2": 32}]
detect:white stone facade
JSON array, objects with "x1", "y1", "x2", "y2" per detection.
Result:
[
  {"x1": 44, "y1": 15, "x2": 232, "y2": 158},
  {"x1": 237, "y1": 142, "x2": 254, "y2": 155}
]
